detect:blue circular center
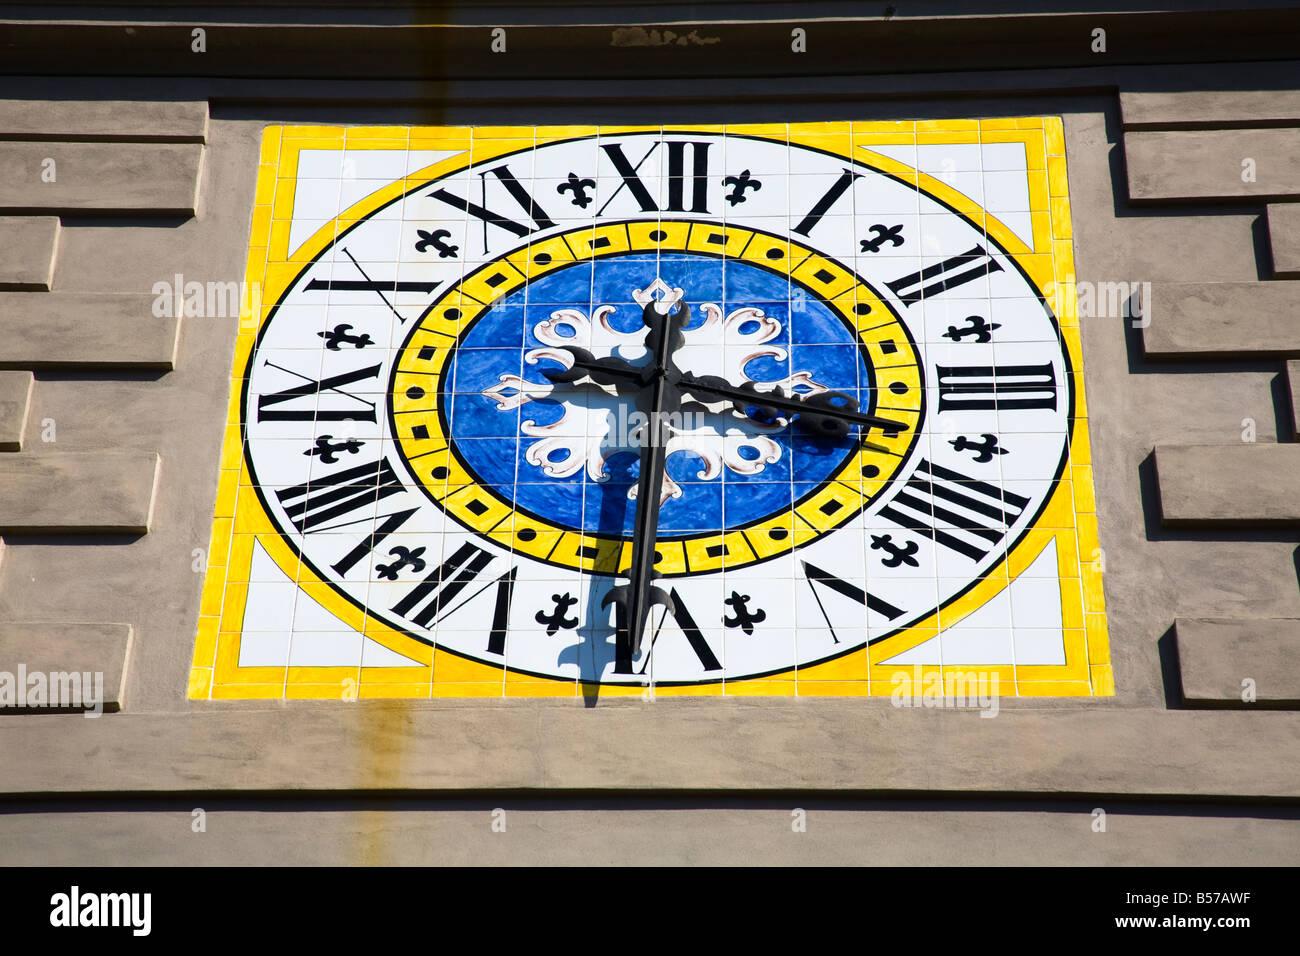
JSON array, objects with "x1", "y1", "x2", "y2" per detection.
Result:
[{"x1": 443, "y1": 252, "x2": 871, "y2": 537}]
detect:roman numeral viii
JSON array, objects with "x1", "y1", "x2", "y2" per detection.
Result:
[
  {"x1": 886, "y1": 245, "x2": 1003, "y2": 305},
  {"x1": 879, "y1": 459, "x2": 1030, "y2": 562},
  {"x1": 391, "y1": 542, "x2": 514, "y2": 651},
  {"x1": 936, "y1": 363, "x2": 1058, "y2": 413}
]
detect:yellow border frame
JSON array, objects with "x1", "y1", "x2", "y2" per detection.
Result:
[{"x1": 188, "y1": 119, "x2": 1110, "y2": 701}]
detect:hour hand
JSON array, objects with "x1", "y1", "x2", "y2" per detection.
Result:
[
  {"x1": 678, "y1": 372, "x2": 906, "y2": 434},
  {"x1": 540, "y1": 346, "x2": 644, "y2": 388}
]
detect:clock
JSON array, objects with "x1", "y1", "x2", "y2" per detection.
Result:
[{"x1": 192, "y1": 121, "x2": 1110, "y2": 698}]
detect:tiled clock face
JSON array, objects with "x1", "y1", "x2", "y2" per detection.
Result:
[{"x1": 190, "y1": 120, "x2": 1111, "y2": 699}]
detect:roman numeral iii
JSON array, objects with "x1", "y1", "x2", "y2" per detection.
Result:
[{"x1": 936, "y1": 363, "x2": 1058, "y2": 412}]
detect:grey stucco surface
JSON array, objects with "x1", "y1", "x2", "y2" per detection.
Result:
[
  {"x1": 3, "y1": 802, "x2": 1297, "y2": 866},
  {"x1": 0, "y1": 75, "x2": 1298, "y2": 862}
]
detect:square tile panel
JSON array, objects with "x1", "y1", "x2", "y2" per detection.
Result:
[{"x1": 192, "y1": 119, "x2": 1109, "y2": 701}]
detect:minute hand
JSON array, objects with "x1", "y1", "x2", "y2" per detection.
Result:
[{"x1": 677, "y1": 372, "x2": 907, "y2": 434}]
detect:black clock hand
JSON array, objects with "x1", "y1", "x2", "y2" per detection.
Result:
[
  {"x1": 601, "y1": 297, "x2": 687, "y2": 667},
  {"x1": 677, "y1": 371, "x2": 907, "y2": 435}
]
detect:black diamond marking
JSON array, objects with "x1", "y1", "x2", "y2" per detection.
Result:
[
  {"x1": 591, "y1": 236, "x2": 611, "y2": 249},
  {"x1": 578, "y1": 545, "x2": 600, "y2": 559},
  {"x1": 705, "y1": 544, "x2": 728, "y2": 558},
  {"x1": 417, "y1": 346, "x2": 436, "y2": 361},
  {"x1": 485, "y1": 272, "x2": 507, "y2": 288},
  {"x1": 819, "y1": 500, "x2": 843, "y2": 515},
  {"x1": 411, "y1": 424, "x2": 429, "y2": 440},
  {"x1": 879, "y1": 340, "x2": 898, "y2": 354},
  {"x1": 813, "y1": 268, "x2": 835, "y2": 284},
  {"x1": 466, "y1": 499, "x2": 488, "y2": 517},
  {"x1": 706, "y1": 233, "x2": 727, "y2": 245}
]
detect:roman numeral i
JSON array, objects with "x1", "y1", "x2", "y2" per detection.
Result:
[{"x1": 886, "y1": 245, "x2": 1003, "y2": 305}]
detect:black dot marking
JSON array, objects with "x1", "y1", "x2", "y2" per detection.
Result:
[
  {"x1": 854, "y1": 303, "x2": 873, "y2": 315},
  {"x1": 591, "y1": 236, "x2": 611, "y2": 249},
  {"x1": 879, "y1": 339, "x2": 898, "y2": 355},
  {"x1": 813, "y1": 268, "x2": 835, "y2": 284},
  {"x1": 406, "y1": 386, "x2": 425, "y2": 400},
  {"x1": 410, "y1": 424, "x2": 429, "y2": 440},
  {"x1": 819, "y1": 500, "x2": 843, "y2": 516},
  {"x1": 466, "y1": 499, "x2": 489, "y2": 517},
  {"x1": 889, "y1": 381, "x2": 908, "y2": 395},
  {"x1": 431, "y1": 466, "x2": 449, "y2": 480},
  {"x1": 649, "y1": 230, "x2": 667, "y2": 241},
  {"x1": 517, "y1": 528, "x2": 537, "y2": 542},
  {"x1": 769, "y1": 528, "x2": 788, "y2": 540},
  {"x1": 765, "y1": 247, "x2": 784, "y2": 259},
  {"x1": 534, "y1": 252, "x2": 552, "y2": 265},
  {"x1": 446, "y1": 308, "x2": 461, "y2": 320},
  {"x1": 862, "y1": 464, "x2": 880, "y2": 478},
  {"x1": 417, "y1": 345, "x2": 436, "y2": 362},
  {"x1": 654, "y1": 550, "x2": 663, "y2": 562},
  {"x1": 485, "y1": 272, "x2": 507, "y2": 288},
  {"x1": 578, "y1": 545, "x2": 600, "y2": 559},
  {"x1": 705, "y1": 544, "x2": 728, "y2": 558}
]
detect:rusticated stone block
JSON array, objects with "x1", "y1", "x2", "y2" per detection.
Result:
[
  {"x1": 0, "y1": 99, "x2": 207, "y2": 141},
  {"x1": 0, "y1": 623, "x2": 132, "y2": 712},
  {"x1": 0, "y1": 142, "x2": 201, "y2": 215},
  {"x1": 1126, "y1": 129, "x2": 1300, "y2": 202},
  {"x1": 0, "y1": 370, "x2": 34, "y2": 451},
  {"x1": 0, "y1": 293, "x2": 180, "y2": 370},
  {"x1": 0, "y1": 453, "x2": 159, "y2": 533},
  {"x1": 1156, "y1": 444, "x2": 1300, "y2": 526},
  {"x1": 1142, "y1": 282, "x2": 1300, "y2": 359},
  {"x1": 0, "y1": 217, "x2": 58, "y2": 290},
  {"x1": 1176, "y1": 618, "x2": 1300, "y2": 707}
]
